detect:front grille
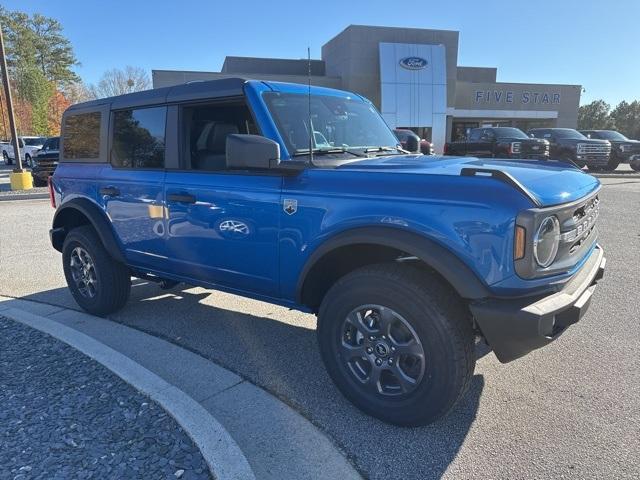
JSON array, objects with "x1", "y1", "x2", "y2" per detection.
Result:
[
  {"x1": 561, "y1": 196, "x2": 599, "y2": 254},
  {"x1": 515, "y1": 190, "x2": 600, "y2": 279},
  {"x1": 577, "y1": 143, "x2": 611, "y2": 155}
]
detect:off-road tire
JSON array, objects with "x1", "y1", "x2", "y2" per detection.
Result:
[
  {"x1": 62, "y1": 225, "x2": 131, "y2": 316},
  {"x1": 317, "y1": 263, "x2": 475, "y2": 426}
]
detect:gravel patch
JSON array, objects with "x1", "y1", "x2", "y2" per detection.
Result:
[{"x1": 0, "y1": 315, "x2": 212, "y2": 480}]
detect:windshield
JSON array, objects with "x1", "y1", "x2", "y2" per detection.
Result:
[
  {"x1": 492, "y1": 127, "x2": 529, "y2": 139},
  {"x1": 552, "y1": 129, "x2": 587, "y2": 140},
  {"x1": 592, "y1": 130, "x2": 628, "y2": 141},
  {"x1": 23, "y1": 137, "x2": 46, "y2": 146},
  {"x1": 263, "y1": 92, "x2": 400, "y2": 155}
]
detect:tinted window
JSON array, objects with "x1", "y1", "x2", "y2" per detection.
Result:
[
  {"x1": 112, "y1": 107, "x2": 166, "y2": 168},
  {"x1": 528, "y1": 130, "x2": 547, "y2": 139},
  {"x1": 468, "y1": 129, "x2": 482, "y2": 141},
  {"x1": 593, "y1": 130, "x2": 628, "y2": 141},
  {"x1": 24, "y1": 137, "x2": 46, "y2": 146},
  {"x1": 63, "y1": 112, "x2": 101, "y2": 159},
  {"x1": 551, "y1": 129, "x2": 587, "y2": 140},
  {"x1": 492, "y1": 127, "x2": 529, "y2": 139},
  {"x1": 43, "y1": 137, "x2": 59, "y2": 151},
  {"x1": 183, "y1": 102, "x2": 257, "y2": 171}
]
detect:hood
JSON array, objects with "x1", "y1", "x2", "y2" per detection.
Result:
[{"x1": 336, "y1": 155, "x2": 600, "y2": 207}]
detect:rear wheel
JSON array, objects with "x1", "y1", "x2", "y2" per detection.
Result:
[
  {"x1": 2, "y1": 151, "x2": 11, "y2": 165},
  {"x1": 25, "y1": 154, "x2": 32, "y2": 168},
  {"x1": 317, "y1": 263, "x2": 475, "y2": 426},
  {"x1": 62, "y1": 225, "x2": 131, "y2": 316}
]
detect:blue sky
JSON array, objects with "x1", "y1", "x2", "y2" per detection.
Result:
[{"x1": 6, "y1": 0, "x2": 640, "y2": 106}]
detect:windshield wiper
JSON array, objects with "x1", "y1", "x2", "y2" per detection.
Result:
[
  {"x1": 292, "y1": 147, "x2": 367, "y2": 158},
  {"x1": 363, "y1": 146, "x2": 411, "y2": 154}
]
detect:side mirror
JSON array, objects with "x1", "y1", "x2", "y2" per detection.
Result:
[
  {"x1": 406, "y1": 135, "x2": 420, "y2": 153},
  {"x1": 226, "y1": 134, "x2": 280, "y2": 169}
]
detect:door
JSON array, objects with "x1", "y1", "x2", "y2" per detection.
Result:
[
  {"x1": 97, "y1": 106, "x2": 168, "y2": 270},
  {"x1": 163, "y1": 99, "x2": 281, "y2": 296}
]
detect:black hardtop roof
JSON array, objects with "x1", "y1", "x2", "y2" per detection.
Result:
[{"x1": 65, "y1": 77, "x2": 249, "y2": 113}]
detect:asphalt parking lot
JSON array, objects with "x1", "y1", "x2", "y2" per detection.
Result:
[{"x1": 0, "y1": 176, "x2": 638, "y2": 479}]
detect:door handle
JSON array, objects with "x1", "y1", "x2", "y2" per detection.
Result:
[
  {"x1": 99, "y1": 186, "x2": 120, "y2": 197},
  {"x1": 167, "y1": 193, "x2": 196, "y2": 204}
]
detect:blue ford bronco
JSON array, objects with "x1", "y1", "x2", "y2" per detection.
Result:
[{"x1": 49, "y1": 78, "x2": 605, "y2": 426}]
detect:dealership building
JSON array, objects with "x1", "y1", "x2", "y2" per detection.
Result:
[{"x1": 153, "y1": 25, "x2": 581, "y2": 153}]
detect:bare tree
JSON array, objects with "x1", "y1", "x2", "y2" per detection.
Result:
[
  {"x1": 64, "y1": 81, "x2": 92, "y2": 104},
  {"x1": 88, "y1": 66, "x2": 151, "y2": 99}
]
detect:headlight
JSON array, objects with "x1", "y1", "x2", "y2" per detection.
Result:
[
  {"x1": 620, "y1": 144, "x2": 631, "y2": 152},
  {"x1": 533, "y1": 216, "x2": 560, "y2": 267}
]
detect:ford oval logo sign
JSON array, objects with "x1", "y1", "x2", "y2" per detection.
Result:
[{"x1": 399, "y1": 57, "x2": 428, "y2": 70}]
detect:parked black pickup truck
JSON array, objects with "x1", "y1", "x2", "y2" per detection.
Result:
[
  {"x1": 31, "y1": 136, "x2": 59, "y2": 186},
  {"x1": 580, "y1": 129, "x2": 640, "y2": 171},
  {"x1": 528, "y1": 128, "x2": 611, "y2": 171},
  {"x1": 444, "y1": 127, "x2": 549, "y2": 159}
]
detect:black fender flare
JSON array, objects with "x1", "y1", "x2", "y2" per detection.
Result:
[
  {"x1": 296, "y1": 227, "x2": 490, "y2": 303},
  {"x1": 51, "y1": 198, "x2": 126, "y2": 263}
]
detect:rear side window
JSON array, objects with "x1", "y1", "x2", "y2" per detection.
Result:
[
  {"x1": 63, "y1": 112, "x2": 101, "y2": 159},
  {"x1": 112, "y1": 107, "x2": 166, "y2": 168}
]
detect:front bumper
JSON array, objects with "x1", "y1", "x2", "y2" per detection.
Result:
[{"x1": 470, "y1": 245, "x2": 605, "y2": 363}]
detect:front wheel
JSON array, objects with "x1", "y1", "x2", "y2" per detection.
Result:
[
  {"x1": 25, "y1": 154, "x2": 32, "y2": 168},
  {"x1": 631, "y1": 160, "x2": 640, "y2": 172},
  {"x1": 2, "y1": 151, "x2": 11, "y2": 165},
  {"x1": 62, "y1": 225, "x2": 131, "y2": 316},
  {"x1": 317, "y1": 264, "x2": 475, "y2": 426}
]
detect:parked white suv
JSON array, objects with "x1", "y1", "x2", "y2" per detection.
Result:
[{"x1": 2, "y1": 136, "x2": 47, "y2": 167}]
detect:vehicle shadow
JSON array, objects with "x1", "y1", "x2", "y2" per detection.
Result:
[{"x1": 19, "y1": 281, "x2": 486, "y2": 480}]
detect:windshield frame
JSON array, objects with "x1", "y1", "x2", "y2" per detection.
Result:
[{"x1": 261, "y1": 91, "x2": 401, "y2": 160}]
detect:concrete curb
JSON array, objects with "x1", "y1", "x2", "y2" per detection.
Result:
[
  {"x1": 0, "y1": 297, "x2": 362, "y2": 480},
  {"x1": 592, "y1": 174, "x2": 640, "y2": 179},
  {"x1": 0, "y1": 193, "x2": 49, "y2": 201},
  {"x1": 2, "y1": 305, "x2": 256, "y2": 480}
]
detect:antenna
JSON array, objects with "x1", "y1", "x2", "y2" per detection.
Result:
[{"x1": 307, "y1": 46, "x2": 314, "y2": 163}]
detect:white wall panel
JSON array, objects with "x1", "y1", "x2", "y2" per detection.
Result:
[{"x1": 379, "y1": 42, "x2": 447, "y2": 147}]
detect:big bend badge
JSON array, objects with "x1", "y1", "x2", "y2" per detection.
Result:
[{"x1": 283, "y1": 199, "x2": 298, "y2": 215}]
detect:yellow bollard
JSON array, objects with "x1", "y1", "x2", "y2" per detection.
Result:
[{"x1": 10, "y1": 171, "x2": 33, "y2": 190}]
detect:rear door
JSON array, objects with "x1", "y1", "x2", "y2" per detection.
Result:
[
  {"x1": 96, "y1": 105, "x2": 168, "y2": 271},
  {"x1": 163, "y1": 98, "x2": 282, "y2": 296}
]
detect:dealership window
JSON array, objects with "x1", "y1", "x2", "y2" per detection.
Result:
[
  {"x1": 112, "y1": 107, "x2": 167, "y2": 168},
  {"x1": 181, "y1": 101, "x2": 258, "y2": 171},
  {"x1": 62, "y1": 111, "x2": 101, "y2": 159}
]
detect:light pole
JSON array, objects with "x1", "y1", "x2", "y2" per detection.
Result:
[{"x1": 0, "y1": 21, "x2": 32, "y2": 190}]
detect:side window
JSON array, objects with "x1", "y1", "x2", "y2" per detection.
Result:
[
  {"x1": 63, "y1": 112, "x2": 101, "y2": 159},
  {"x1": 112, "y1": 107, "x2": 166, "y2": 168},
  {"x1": 182, "y1": 101, "x2": 258, "y2": 171}
]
